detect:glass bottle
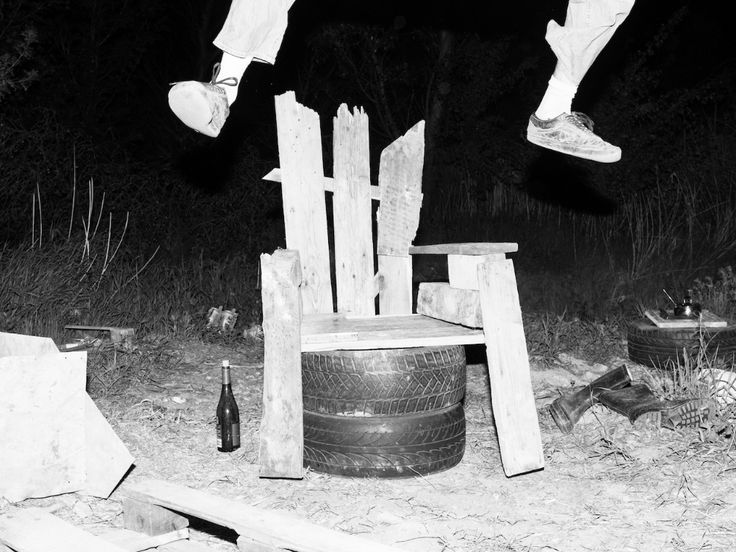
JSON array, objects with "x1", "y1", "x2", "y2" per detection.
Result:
[{"x1": 216, "y1": 360, "x2": 240, "y2": 452}]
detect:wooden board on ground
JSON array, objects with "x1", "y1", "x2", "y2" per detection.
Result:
[
  {"x1": 123, "y1": 479, "x2": 409, "y2": 552},
  {"x1": 0, "y1": 508, "x2": 128, "y2": 552},
  {"x1": 0, "y1": 331, "x2": 59, "y2": 357},
  {"x1": 644, "y1": 309, "x2": 728, "y2": 328},
  {"x1": 81, "y1": 394, "x2": 135, "y2": 498},
  {"x1": 410, "y1": 242, "x2": 518, "y2": 255},
  {"x1": 332, "y1": 104, "x2": 375, "y2": 316},
  {"x1": 416, "y1": 282, "x2": 482, "y2": 328},
  {"x1": 274, "y1": 91, "x2": 332, "y2": 314},
  {"x1": 477, "y1": 258, "x2": 544, "y2": 477},
  {"x1": 98, "y1": 527, "x2": 189, "y2": 551},
  {"x1": 301, "y1": 312, "x2": 484, "y2": 351},
  {"x1": 0, "y1": 351, "x2": 87, "y2": 501},
  {"x1": 259, "y1": 250, "x2": 304, "y2": 479},
  {"x1": 64, "y1": 325, "x2": 135, "y2": 344}
]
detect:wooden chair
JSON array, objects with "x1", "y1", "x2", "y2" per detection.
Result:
[{"x1": 259, "y1": 91, "x2": 543, "y2": 479}]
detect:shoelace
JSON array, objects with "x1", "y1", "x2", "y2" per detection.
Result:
[
  {"x1": 568, "y1": 112, "x2": 595, "y2": 132},
  {"x1": 210, "y1": 62, "x2": 238, "y2": 87},
  {"x1": 168, "y1": 63, "x2": 239, "y2": 87}
]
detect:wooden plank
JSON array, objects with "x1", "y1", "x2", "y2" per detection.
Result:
[
  {"x1": 98, "y1": 527, "x2": 189, "y2": 551},
  {"x1": 643, "y1": 309, "x2": 728, "y2": 328},
  {"x1": 0, "y1": 331, "x2": 59, "y2": 357},
  {"x1": 122, "y1": 479, "x2": 410, "y2": 552},
  {"x1": 81, "y1": 394, "x2": 134, "y2": 498},
  {"x1": 259, "y1": 250, "x2": 304, "y2": 479},
  {"x1": 237, "y1": 534, "x2": 286, "y2": 552},
  {"x1": 274, "y1": 91, "x2": 332, "y2": 314},
  {"x1": 477, "y1": 259, "x2": 544, "y2": 476},
  {"x1": 377, "y1": 254, "x2": 412, "y2": 315},
  {"x1": 0, "y1": 508, "x2": 128, "y2": 552},
  {"x1": 332, "y1": 104, "x2": 375, "y2": 316},
  {"x1": 376, "y1": 121, "x2": 424, "y2": 256},
  {"x1": 410, "y1": 242, "x2": 518, "y2": 255},
  {"x1": 416, "y1": 283, "x2": 483, "y2": 328},
  {"x1": 0, "y1": 352, "x2": 87, "y2": 502},
  {"x1": 447, "y1": 254, "x2": 503, "y2": 290},
  {"x1": 263, "y1": 169, "x2": 380, "y2": 201},
  {"x1": 300, "y1": 313, "x2": 484, "y2": 351},
  {"x1": 158, "y1": 541, "x2": 214, "y2": 552},
  {"x1": 65, "y1": 326, "x2": 135, "y2": 344},
  {"x1": 123, "y1": 497, "x2": 189, "y2": 536}
]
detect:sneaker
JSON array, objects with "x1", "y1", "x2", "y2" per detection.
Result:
[
  {"x1": 526, "y1": 112, "x2": 621, "y2": 163},
  {"x1": 168, "y1": 64, "x2": 238, "y2": 138}
]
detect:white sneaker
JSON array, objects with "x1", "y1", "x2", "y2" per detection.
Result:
[
  {"x1": 526, "y1": 112, "x2": 621, "y2": 163},
  {"x1": 168, "y1": 64, "x2": 238, "y2": 138}
]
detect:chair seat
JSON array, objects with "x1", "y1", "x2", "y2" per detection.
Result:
[{"x1": 301, "y1": 313, "x2": 485, "y2": 352}]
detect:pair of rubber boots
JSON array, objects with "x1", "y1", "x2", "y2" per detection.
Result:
[{"x1": 549, "y1": 365, "x2": 712, "y2": 433}]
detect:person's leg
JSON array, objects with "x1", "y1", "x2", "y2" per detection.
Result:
[
  {"x1": 527, "y1": 0, "x2": 635, "y2": 162},
  {"x1": 169, "y1": 0, "x2": 296, "y2": 137}
]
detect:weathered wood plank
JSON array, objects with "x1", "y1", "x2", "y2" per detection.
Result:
[
  {"x1": 644, "y1": 309, "x2": 727, "y2": 328},
  {"x1": 123, "y1": 497, "x2": 189, "y2": 536},
  {"x1": 99, "y1": 527, "x2": 189, "y2": 551},
  {"x1": 0, "y1": 350, "x2": 87, "y2": 501},
  {"x1": 416, "y1": 282, "x2": 482, "y2": 328},
  {"x1": 477, "y1": 259, "x2": 544, "y2": 476},
  {"x1": 300, "y1": 312, "x2": 484, "y2": 351},
  {"x1": 263, "y1": 169, "x2": 380, "y2": 201},
  {"x1": 377, "y1": 254, "x2": 412, "y2": 315},
  {"x1": 123, "y1": 479, "x2": 410, "y2": 552},
  {"x1": 377, "y1": 120, "x2": 424, "y2": 257},
  {"x1": 447, "y1": 254, "x2": 503, "y2": 290},
  {"x1": 410, "y1": 242, "x2": 518, "y2": 255},
  {"x1": 0, "y1": 508, "x2": 128, "y2": 552},
  {"x1": 332, "y1": 104, "x2": 375, "y2": 316},
  {"x1": 274, "y1": 91, "x2": 332, "y2": 314},
  {"x1": 237, "y1": 534, "x2": 286, "y2": 552},
  {"x1": 259, "y1": 250, "x2": 303, "y2": 479},
  {"x1": 81, "y1": 394, "x2": 135, "y2": 499}
]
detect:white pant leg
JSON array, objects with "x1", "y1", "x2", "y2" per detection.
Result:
[
  {"x1": 214, "y1": 0, "x2": 297, "y2": 64},
  {"x1": 546, "y1": 0, "x2": 635, "y2": 85}
]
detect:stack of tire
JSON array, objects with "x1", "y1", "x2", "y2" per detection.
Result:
[
  {"x1": 302, "y1": 345, "x2": 467, "y2": 477},
  {"x1": 627, "y1": 319, "x2": 736, "y2": 369}
]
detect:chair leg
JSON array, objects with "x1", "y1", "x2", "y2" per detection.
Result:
[
  {"x1": 477, "y1": 257, "x2": 544, "y2": 476},
  {"x1": 259, "y1": 249, "x2": 304, "y2": 479}
]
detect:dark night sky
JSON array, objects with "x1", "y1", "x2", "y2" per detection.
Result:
[{"x1": 1, "y1": 0, "x2": 734, "y2": 245}]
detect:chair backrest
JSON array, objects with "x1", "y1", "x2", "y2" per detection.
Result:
[{"x1": 268, "y1": 91, "x2": 425, "y2": 316}]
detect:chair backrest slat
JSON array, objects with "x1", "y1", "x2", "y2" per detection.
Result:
[
  {"x1": 376, "y1": 120, "x2": 425, "y2": 314},
  {"x1": 332, "y1": 105, "x2": 375, "y2": 316},
  {"x1": 274, "y1": 91, "x2": 333, "y2": 314}
]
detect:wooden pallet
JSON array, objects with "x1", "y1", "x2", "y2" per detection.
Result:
[
  {"x1": 0, "y1": 507, "x2": 191, "y2": 552},
  {"x1": 644, "y1": 309, "x2": 728, "y2": 329},
  {"x1": 121, "y1": 478, "x2": 409, "y2": 552},
  {"x1": 65, "y1": 325, "x2": 135, "y2": 345}
]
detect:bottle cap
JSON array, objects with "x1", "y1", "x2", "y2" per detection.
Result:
[{"x1": 222, "y1": 359, "x2": 230, "y2": 367}]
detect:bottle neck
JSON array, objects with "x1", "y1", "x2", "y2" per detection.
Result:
[{"x1": 221, "y1": 366, "x2": 231, "y2": 385}]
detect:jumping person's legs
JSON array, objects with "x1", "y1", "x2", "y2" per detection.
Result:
[
  {"x1": 169, "y1": 0, "x2": 296, "y2": 137},
  {"x1": 527, "y1": 0, "x2": 635, "y2": 162}
]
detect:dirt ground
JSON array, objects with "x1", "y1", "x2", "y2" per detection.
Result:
[{"x1": 10, "y1": 337, "x2": 736, "y2": 552}]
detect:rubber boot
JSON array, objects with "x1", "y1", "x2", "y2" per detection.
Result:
[
  {"x1": 549, "y1": 365, "x2": 632, "y2": 433},
  {"x1": 597, "y1": 384, "x2": 713, "y2": 428}
]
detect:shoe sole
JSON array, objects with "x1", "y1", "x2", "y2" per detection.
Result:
[
  {"x1": 526, "y1": 126, "x2": 621, "y2": 163},
  {"x1": 168, "y1": 82, "x2": 220, "y2": 137}
]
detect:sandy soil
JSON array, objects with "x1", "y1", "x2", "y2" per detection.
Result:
[{"x1": 8, "y1": 337, "x2": 736, "y2": 551}]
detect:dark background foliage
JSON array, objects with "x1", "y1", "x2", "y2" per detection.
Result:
[{"x1": 1, "y1": 0, "x2": 735, "y2": 326}]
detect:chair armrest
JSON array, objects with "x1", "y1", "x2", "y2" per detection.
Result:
[{"x1": 408, "y1": 242, "x2": 518, "y2": 255}]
